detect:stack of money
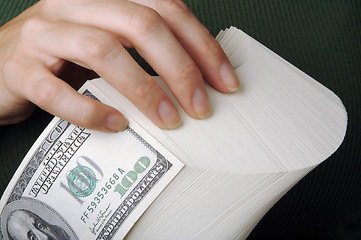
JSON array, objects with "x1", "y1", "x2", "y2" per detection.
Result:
[{"x1": 0, "y1": 27, "x2": 347, "y2": 240}]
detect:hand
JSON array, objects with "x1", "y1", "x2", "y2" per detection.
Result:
[{"x1": 0, "y1": 0, "x2": 239, "y2": 132}]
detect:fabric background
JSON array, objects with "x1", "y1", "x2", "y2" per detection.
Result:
[{"x1": 0, "y1": 1, "x2": 360, "y2": 239}]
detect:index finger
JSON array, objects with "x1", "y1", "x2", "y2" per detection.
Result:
[
  {"x1": 44, "y1": 0, "x2": 212, "y2": 119},
  {"x1": 129, "y1": 0, "x2": 240, "y2": 93}
]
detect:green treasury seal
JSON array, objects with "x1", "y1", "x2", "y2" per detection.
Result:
[{"x1": 67, "y1": 166, "x2": 96, "y2": 197}]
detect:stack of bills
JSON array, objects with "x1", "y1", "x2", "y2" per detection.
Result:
[{"x1": 0, "y1": 27, "x2": 347, "y2": 240}]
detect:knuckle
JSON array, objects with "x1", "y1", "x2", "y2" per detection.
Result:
[
  {"x1": 157, "y1": 0, "x2": 190, "y2": 16},
  {"x1": 78, "y1": 30, "x2": 117, "y2": 60},
  {"x1": 128, "y1": 7, "x2": 162, "y2": 36},
  {"x1": 199, "y1": 35, "x2": 223, "y2": 59},
  {"x1": 177, "y1": 61, "x2": 200, "y2": 82},
  {"x1": 19, "y1": 16, "x2": 51, "y2": 54},
  {"x1": 32, "y1": 78, "x2": 57, "y2": 109},
  {"x1": 20, "y1": 17, "x2": 47, "y2": 40},
  {"x1": 134, "y1": 77, "x2": 157, "y2": 102},
  {"x1": 77, "y1": 101, "x2": 99, "y2": 128}
]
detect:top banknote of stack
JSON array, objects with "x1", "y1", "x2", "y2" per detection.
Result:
[{"x1": 0, "y1": 27, "x2": 347, "y2": 240}]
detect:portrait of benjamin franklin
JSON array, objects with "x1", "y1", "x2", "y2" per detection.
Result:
[
  {"x1": 6, "y1": 209, "x2": 70, "y2": 240},
  {"x1": 1, "y1": 199, "x2": 77, "y2": 240}
]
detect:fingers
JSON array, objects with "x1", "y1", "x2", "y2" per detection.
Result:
[
  {"x1": 129, "y1": 0, "x2": 240, "y2": 93},
  {"x1": 30, "y1": 19, "x2": 182, "y2": 129},
  {"x1": 1, "y1": 17, "x2": 127, "y2": 132},
  {"x1": 43, "y1": 0, "x2": 212, "y2": 119},
  {"x1": 20, "y1": 67, "x2": 128, "y2": 132},
  {"x1": 2, "y1": 0, "x2": 239, "y2": 132}
]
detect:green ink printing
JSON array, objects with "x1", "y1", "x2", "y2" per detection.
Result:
[{"x1": 67, "y1": 166, "x2": 97, "y2": 197}]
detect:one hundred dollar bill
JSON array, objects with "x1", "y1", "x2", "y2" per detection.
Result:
[{"x1": 0, "y1": 81, "x2": 184, "y2": 240}]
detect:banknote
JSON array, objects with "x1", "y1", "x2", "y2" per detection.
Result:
[{"x1": 0, "y1": 81, "x2": 184, "y2": 240}]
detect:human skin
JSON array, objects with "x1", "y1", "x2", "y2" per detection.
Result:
[{"x1": 0, "y1": 0, "x2": 240, "y2": 132}]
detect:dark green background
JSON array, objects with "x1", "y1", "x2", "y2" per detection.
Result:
[{"x1": 1, "y1": 1, "x2": 360, "y2": 239}]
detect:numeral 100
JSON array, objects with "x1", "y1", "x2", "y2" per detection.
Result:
[{"x1": 114, "y1": 156, "x2": 150, "y2": 198}]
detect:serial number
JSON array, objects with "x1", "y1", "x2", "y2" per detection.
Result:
[{"x1": 81, "y1": 172, "x2": 121, "y2": 223}]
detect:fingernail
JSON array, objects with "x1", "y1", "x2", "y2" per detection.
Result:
[
  {"x1": 220, "y1": 61, "x2": 240, "y2": 92},
  {"x1": 192, "y1": 86, "x2": 212, "y2": 119},
  {"x1": 105, "y1": 113, "x2": 128, "y2": 132},
  {"x1": 158, "y1": 100, "x2": 182, "y2": 129}
]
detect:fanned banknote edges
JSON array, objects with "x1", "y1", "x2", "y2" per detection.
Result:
[
  {"x1": 0, "y1": 26, "x2": 347, "y2": 240},
  {"x1": 90, "y1": 27, "x2": 347, "y2": 239}
]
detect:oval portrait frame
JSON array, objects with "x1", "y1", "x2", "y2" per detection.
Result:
[{"x1": 0, "y1": 198, "x2": 78, "y2": 240}]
